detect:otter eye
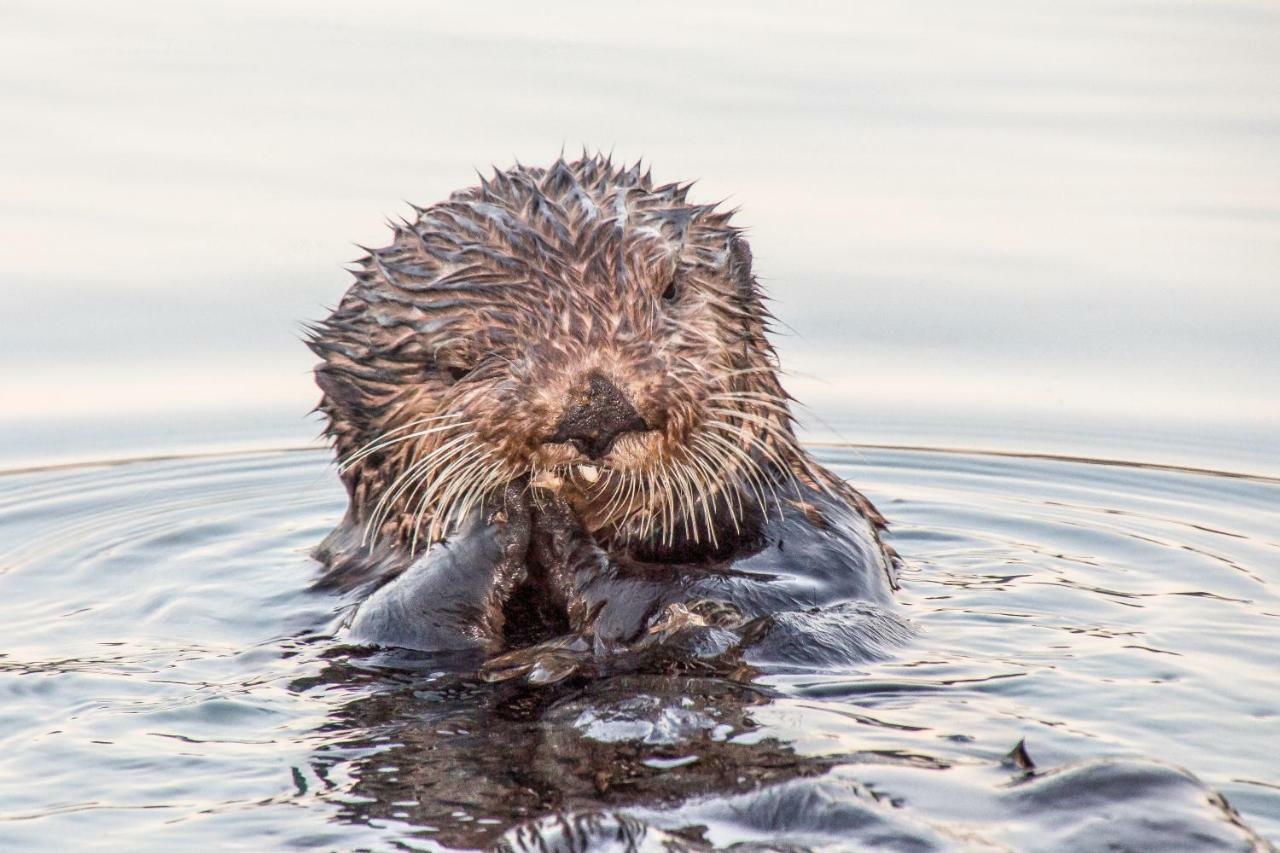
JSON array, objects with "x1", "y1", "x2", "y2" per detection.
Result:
[{"x1": 661, "y1": 277, "x2": 679, "y2": 303}]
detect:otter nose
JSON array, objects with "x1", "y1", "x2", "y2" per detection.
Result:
[{"x1": 549, "y1": 371, "x2": 649, "y2": 459}]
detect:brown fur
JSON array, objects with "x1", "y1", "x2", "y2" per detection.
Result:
[{"x1": 307, "y1": 154, "x2": 889, "y2": 590}]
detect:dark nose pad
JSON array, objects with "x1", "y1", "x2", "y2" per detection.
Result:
[{"x1": 549, "y1": 371, "x2": 650, "y2": 459}]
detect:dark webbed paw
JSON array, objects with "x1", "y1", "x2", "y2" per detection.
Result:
[
  {"x1": 345, "y1": 482, "x2": 533, "y2": 653},
  {"x1": 480, "y1": 599, "x2": 755, "y2": 686},
  {"x1": 481, "y1": 481, "x2": 536, "y2": 617},
  {"x1": 480, "y1": 634, "x2": 597, "y2": 685},
  {"x1": 641, "y1": 599, "x2": 744, "y2": 642},
  {"x1": 633, "y1": 600, "x2": 757, "y2": 668}
]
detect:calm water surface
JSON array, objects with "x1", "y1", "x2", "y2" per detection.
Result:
[
  {"x1": 2, "y1": 0, "x2": 1278, "y2": 464},
  {"x1": 0, "y1": 447, "x2": 1275, "y2": 849}
]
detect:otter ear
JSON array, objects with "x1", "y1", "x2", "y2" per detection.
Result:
[{"x1": 727, "y1": 235, "x2": 756, "y2": 298}]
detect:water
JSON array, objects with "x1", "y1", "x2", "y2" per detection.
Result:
[
  {"x1": 1, "y1": 0, "x2": 1278, "y2": 847},
  {"x1": 0, "y1": 447, "x2": 1275, "y2": 848}
]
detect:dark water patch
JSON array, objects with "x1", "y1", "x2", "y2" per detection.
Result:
[{"x1": 0, "y1": 448, "x2": 1276, "y2": 849}]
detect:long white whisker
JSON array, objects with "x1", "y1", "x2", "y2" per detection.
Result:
[
  {"x1": 673, "y1": 455, "x2": 709, "y2": 546},
  {"x1": 705, "y1": 407, "x2": 810, "y2": 469},
  {"x1": 400, "y1": 441, "x2": 486, "y2": 552},
  {"x1": 339, "y1": 423, "x2": 464, "y2": 476},
  {"x1": 337, "y1": 413, "x2": 463, "y2": 472},
  {"x1": 689, "y1": 453, "x2": 721, "y2": 548},
  {"x1": 424, "y1": 452, "x2": 490, "y2": 544},
  {"x1": 363, "y1": 447, "x2": 453, "y2": 548},
  {"x1": 624, "y1": 469, "x2": 640, "y2": 525},
  {"x1": 453, "y1": 464, "x2": 509, "y2": 537},
  {"x1": 597, "y1": 467, "x2": 628, "y2": 521},
  {"x1": 436, "y1": 455, "x2": 503, "y2": 543},
  {"x1": 368, "y1": 433, "x2": 475, "y2": 545},
  {"x1": 694, "y1": 437, "x2": 747, "y2": 527},
  {"x1": 705, "y1": 392, "x2": 795, "y2": 415},
  {"x1": 658, "y1": 458, "x2": 676, "y2": 547},
  {"x1": 706, "y1": 418, "x2": 796, "y2": 477},
  {"x1": 637, "y1": 468, "x2": 655, "y2": 542},
  {"x1": 705, "y1": 405, "x2": 796, "y2": 435},
  {"x1": 699, "y1": 432, "x2": 773, "y2": 517},
  {"x1": 337, "y1": 414, "x2": 446, "y2": 463},
  {"x1": 687, "y1": 442, "x2": 737, "y2": 537},
  {"x1": 704, "y1": 422, "x2": 792, "y2": 518},
  {"x1": 414, "y1": 443, "x2": 489, "y2": 542},
  {"x1": 409, "y1": 454, "x2": 483, "y2": 556},
  {"x1": 397, "y1": 435, "x2": 476, "y2": 524},
  {"x1": 704, "y1": 396, "x2": 794, "y2": 419}
]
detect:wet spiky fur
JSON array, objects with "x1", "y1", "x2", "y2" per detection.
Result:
[{"x1": 307, "y1": 153, "x2": 889, "y2": 590}]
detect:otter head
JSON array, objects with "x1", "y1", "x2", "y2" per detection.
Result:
[{"x1": 309, "y1": 155, "x2": 812, "y2": 561}]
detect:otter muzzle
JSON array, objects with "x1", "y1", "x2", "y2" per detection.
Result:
[{"x1": 549, "y1": 371, "x2": 649, "y2": 459}]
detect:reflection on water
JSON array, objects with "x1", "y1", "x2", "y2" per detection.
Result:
[{"x1": 0, "y1": 448, "x2": 1275, "y2": 848}]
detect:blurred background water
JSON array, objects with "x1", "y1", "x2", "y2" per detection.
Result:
[{"x1": 2, "y1": 0, "x2": 1277, "y2": 474}]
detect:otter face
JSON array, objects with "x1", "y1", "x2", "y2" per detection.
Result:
[{"x1": 310, "y1": 155, "x2": 807, "y2": 555}]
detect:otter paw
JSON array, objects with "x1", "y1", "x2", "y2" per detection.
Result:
[
  {"x1": 687, "y1": 599, "x2": 747, "y2": 628},
  {"x1": 633, "y1": 600, "x2": 750, "y2": 666},
  {"x1": 644, "y1": 599, "x2": 745, "y2": 641},
  {"x1": 479, "y1": 634, "x2": 594, "y2": 685}
]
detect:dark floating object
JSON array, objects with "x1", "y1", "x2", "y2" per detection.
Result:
[{"x1": 1005, "y1": 737, "x2": 1037, "y2": 772}]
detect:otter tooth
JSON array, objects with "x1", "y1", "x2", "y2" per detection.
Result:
[{"x1": 577, "y1": 464, "x2": 600, "y2": 484}]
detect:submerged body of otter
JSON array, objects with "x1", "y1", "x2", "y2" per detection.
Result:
[{"x1": 307, "y1": 154, "x2": 905, "y2": 678}]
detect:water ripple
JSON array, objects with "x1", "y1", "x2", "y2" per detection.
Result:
[{"x1": 0, "y1": 446, "x2": 1275, "y2": 848}]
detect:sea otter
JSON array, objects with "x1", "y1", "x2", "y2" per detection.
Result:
[{"x1": 307, "y1": 154, "x2": 904, "y2": 681}]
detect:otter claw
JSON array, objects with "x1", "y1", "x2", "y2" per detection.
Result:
[
  {"x1": 479, "y1": 635, "x2": 592, "y2": 685},
  {"x1": 481, "y1": 602, "x2": 748, "y2": 686},
  {"x1": 688, "y1": 599, "x2": 746, "y2": 628},
  {"x1": 646, "y1": 600, "x2": 744, "y2": 642}
]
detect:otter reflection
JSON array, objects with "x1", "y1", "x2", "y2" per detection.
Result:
[
  {"x1": 290, "y1": 655, "x2": 848, "y2": 849},
  {"x1": 289, "y1": 651, "x2": 1267, "y2": 851}
]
